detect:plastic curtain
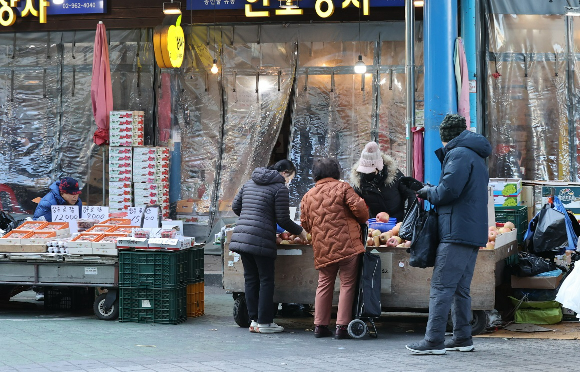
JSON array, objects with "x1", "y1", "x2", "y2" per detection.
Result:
[{"x1": 485, "y1": 14, "x2": 575, "y2": 181}]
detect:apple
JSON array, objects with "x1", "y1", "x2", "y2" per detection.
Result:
[
  {"x1": 379, "y1": 232, "x2": 392, "y2": 244},
  {"x1": 280, "y1": 232, "x2": 291, "y2": 240},
  {"x1": 485, "y1": 241, "x2": 495, "y2": 250},
  {"x1": 386, "y1": 237, "x2": 399, "y2": 247},
  {"x1": 488, "y1": 225, "x2": 497, "y2": 232},
  {"x1": 293, "y1": 237, "x2": 302, "y2": 244},
  {"x1": 373, "y1": 236, "x2": 381, "y2": 247},
  {"x1": 404, "y1": 240, "x2": 412, "y2": 248},
  {"x1": 391, "y1": 222, "x2": 402, "y2": 236},
  {"x1": 306, "y1": 233, "x2": 312, "y2": 241},
  {"x1": 504, "y1": 221, "x2": 515, "y2": 230},
  {"x1": 368, "y1": 229, "x2": 374, "y2": 237},
  {"x1": 367, "y1": 237, "x2": 374, "y2": 246},
  {"x1": 498, "y1": 227, "x2": 511, "y2": 234},
  {"x1": 376, "y1": 212, "x2": 390, "y2": 223},
  {"x1": 372, "y1": 229, "x2": 382, "y2": 237},
  {"x1": 280, "y1": 240, "x2": 290, "y2": 245},
  {"x1": 488, "y1": 231, "x2": 497, "y2": 242}
]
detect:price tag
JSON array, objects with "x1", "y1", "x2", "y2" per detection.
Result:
[
  {"x1": 127, "y1": 207, "x2": 159, "y2": 228},
  {"x1": 51, "y1": 205, "x2": 80, "y2": 234},
  {"x1": 82, "y1": 206, "x2": 109, "y2": 221}
]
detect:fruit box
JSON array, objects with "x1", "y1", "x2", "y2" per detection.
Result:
[
  {"x1": 86, "y1": 224, "x2": 117, "y2": 233},
  {"x1": 37, "y1": 222, "x2": 70, "y2": 237},
  {"x1": 0, "y1": 230, "x2": 33, "y2": 244},
  {"x1": 495, "y1": 228, "x2": 517, "y2": 247},
  {"x1": 23, "y1": 231, "x2": 57, "y2": 245},
  {"x1": 93, "y1": 233, "x2": 129, "y2": 249},
  {"x1": 111, "y1": 226, "x2": 140, "y2": 234},
  {"x1": 68, "y1": 233, "x2": 103, "y2": 248},
  {"x1": 100, "y1": 218, "x2": 132, "y2": 226},
  {"x1": 17, "y1": 221, "x2": 49, "y2": 230},
  {"x1": 511, "y1": 273, "x2": 563, "y2": 289},
  {"x1": 489, "y1": 178, "x2": 522, "y2": 207},
  {"x1": 116, "y1": 237, "x2": 149, "y2": 249}
]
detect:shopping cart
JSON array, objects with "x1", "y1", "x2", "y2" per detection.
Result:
[{"x1": 348, "y1": 224, "x2": 381, "y2": 339}]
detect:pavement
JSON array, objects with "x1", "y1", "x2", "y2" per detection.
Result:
[{"x1": 0, "y1": 257, "x2": 577, "y2": 372}]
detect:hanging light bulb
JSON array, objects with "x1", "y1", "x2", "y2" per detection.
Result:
[
  {"x1": 354, "y1": 55, "x2": 366, "y2": 74},
  {"x1": 211, "y1": 59, "x2": 219, "y2": 74},
  {"x1": 163, "y1": 1, "x2": 182, "y2": 14}
]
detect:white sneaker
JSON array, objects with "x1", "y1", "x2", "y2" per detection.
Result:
[
  {"x1": 256, "y1": 323, "x2": 284, "y2": 333},
  {"x1": 249, "y1": 320, "x2": 258, "y2": 333},
  {"x1": 35, "y1": 294, "x2": 44, "y2": 301}
]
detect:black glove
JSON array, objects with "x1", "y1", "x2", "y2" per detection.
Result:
[{"x1": 416, "y1": 186, "x2": 430, "y2": 200}]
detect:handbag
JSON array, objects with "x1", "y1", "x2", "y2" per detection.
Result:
[
  {"x1": 409, "y1": 206, "x2": 439, "y2": 268},
  {"x1": 399, "y1": 197, "x2": 419, "y2": 241}
]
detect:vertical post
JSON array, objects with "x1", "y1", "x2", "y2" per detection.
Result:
[
  {"x1": 102, "y1": 146, "x2": 106, "y2": 206},
  {"x1": 169, "y1": 128, "x2": 182, "y2": 204},
  {"x1": 566, "y1": 15, "x2": 577, "y2": 181},
  {"x1": 405, "y1": 0, "x2": 415, "y2": 177},
  {"x1": 424, "y1": 0, "x2": 458, "y2": 185},
  {"x1": 461, "y1": 0, "x2": 477, "y2": 132}
]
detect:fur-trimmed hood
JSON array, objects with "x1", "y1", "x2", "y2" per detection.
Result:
[{"x1": 350, "y1": 154, "x2": 397, "y2": 190}]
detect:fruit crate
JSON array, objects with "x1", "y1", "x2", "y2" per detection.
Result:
[
  {"x1": 187, "y1": 247, "x2": 204, "y2": 284},
  {"x1": 44, "y1": 287, "x2": 95, "y2": 312},
  {"x1": 187, "y1": 282, "x2": 205, "y2": 318},
  {"x1": 495, "y1": 206, "x2": 528, "y2": 245},
  {"x1": 119, "y1": 250, "x2": 188, "y2": 289},
  {"x1": 119, "y1": 286, "x2": 187, "y2": 324}
]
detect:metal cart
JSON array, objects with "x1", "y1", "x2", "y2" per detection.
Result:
[
  {"x1": 223, "y1": 231, "x2": 517, "y2": 335},
  {"x1": 0, "y1": 253, "x2": 119, "y2": 320}
]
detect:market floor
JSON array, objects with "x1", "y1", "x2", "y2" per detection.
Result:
[{"x1": 0, "y1": 287, "x2": 576, "y2": 372}]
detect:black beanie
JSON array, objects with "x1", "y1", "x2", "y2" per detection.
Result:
[{"x1": 439, "y1": 114, "x2": 467, "y2": 142}]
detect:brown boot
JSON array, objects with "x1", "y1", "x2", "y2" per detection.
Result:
[
  {"x1": 314, "y1": 325, "x2": 333, "y2": 338},
  {"x1": 335, "y1": 325, "x2": 350, "y2": 339}
]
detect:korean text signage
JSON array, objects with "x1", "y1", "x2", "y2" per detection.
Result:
[
  {"x1": 1, "y1": 0, "x2": 107, "y2": 27},
  {"x1": 187, "y1": 0, "x2": 404, "y2": 18}
]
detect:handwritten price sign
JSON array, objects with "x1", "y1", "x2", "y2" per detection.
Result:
[
  {"x1": 82, "y1": 206, "x2": 109, "y2": 221},
  {"x1": 127, "y1": 207, "x2": 159, "y2": 228},
  {"x1": 51, "y1": 205, "x2": 80, "y2": 233}
]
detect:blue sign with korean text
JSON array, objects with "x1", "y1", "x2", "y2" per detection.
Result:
[
  {"x1": 187, "y1": 0, "x2": 404, "y2": 10},
  {"x1": 16, "y1": 0, "x2": 107, "y2": 15}
]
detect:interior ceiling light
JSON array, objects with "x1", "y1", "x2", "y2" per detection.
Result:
[
  {"x1": 280, "y1": 0, "x2": 299, "y2": 8},
  {"x1": 354, "y1": 55, "x2": 366, "y2": 74},
  {"x1": 163, "y1": 1, "x2": 182, "y2": 15},
  {"x1": 211, "y1": 59, "x2": 219, "y2": 74},
  {"x1": 413, "y1": 1, "x2": 424, "y2": 7}
]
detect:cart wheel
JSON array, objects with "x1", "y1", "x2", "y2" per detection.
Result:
[
  {"x1": 233, "y1": 295, "x2": 251, "y2": 328},
  {"x1": 93, "y1": 293, "x2": 119, "y2": 321},
  {"x1": 347, "y1": 319, "x2": 367, "y2": 339},
  {"x1": 470, "y1": 310, "x2": 488, "y2": 336}
]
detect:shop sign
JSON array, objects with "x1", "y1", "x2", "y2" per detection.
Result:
[
  {"x1": 187, "y1": 0, "x2": 404, "y2": 18},
  {"x1": 0, "y1": 0, "x2": 107, "y2": 27},
  {"x1": 153, "y1": 14, "x2": 185, "y2": 69}
]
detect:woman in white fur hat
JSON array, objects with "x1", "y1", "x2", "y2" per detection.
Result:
[{"x1": 350, "y1": 141, "x2": 421, "y2": 222}]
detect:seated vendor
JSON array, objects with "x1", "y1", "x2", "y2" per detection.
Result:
[{"x1": 33, "y1": 177, "x2": 83, "y2": 222}]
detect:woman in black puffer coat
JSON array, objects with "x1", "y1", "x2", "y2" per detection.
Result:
[{"x1": 230, "y1": 159, "x2": 307, "y2": 334}]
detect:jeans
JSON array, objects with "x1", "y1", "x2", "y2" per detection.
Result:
[
  {"x1": 424, "y1": 242, "x2": 479, "y2": 344},
  {"x1": 240, "y1": 252, "x2": 276, "y2": 324}
]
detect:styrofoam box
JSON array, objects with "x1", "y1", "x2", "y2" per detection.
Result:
[
  {"x1": 495, "y1": 228, "x2": 517, "y2": 247},
  {"x1": 109, "y1": 154, "x2": 132, "y2": 162},
  {"x1": 67, "y1": 247, "x2": 94, "y2": 255},
  {"x1": 0, "y1": 237, "x2": 21, "y2": 244},
  {"x1": 93, "y1": 247, "x2": 118, "y2": 256},
  {"x1": 66, "y1": 241, "x2": 94, "y2": 249},
  {"x1": 109, "y1": 147, "x2": 133, "y2": 156},
  {"x1": 133, "y1": 183, "x2": 158, "y2": 192},
  {"x1": 489, "y1": 178, "x2": 522, "y2": 196},
  {"x1": 117, "y1": 237, "x2": 148, "y2": 249}
]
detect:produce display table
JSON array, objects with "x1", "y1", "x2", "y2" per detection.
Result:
[
  {"x1": 223, "y1": 234, "x2": 518, "y2": 334},
  {"x1": 0, "y1": 253, "x2": 119, "y2": 320}
]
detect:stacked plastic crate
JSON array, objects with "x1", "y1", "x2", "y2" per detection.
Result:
[
  {"x1": 187, "y1": 246, "x2": 205, "y2": 317},
  {"x1": 118, "y1": 250, "x2": 188, "y2": 324},
  {"x1": 133, "y1": 147, "x2": 170, "y2": 218}
]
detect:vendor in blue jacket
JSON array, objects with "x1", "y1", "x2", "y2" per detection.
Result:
[{"x1": 33, "y1": 177, "x2": 83, "y2": 222}]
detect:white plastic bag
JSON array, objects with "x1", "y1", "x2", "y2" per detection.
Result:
[{"x1": 556, "y1": 266, "x2": 580, "y2": 317}]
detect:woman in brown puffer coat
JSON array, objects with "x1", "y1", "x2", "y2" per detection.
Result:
[{"x1": 300, "y1": 158, "x2": 369, "y2": 339}]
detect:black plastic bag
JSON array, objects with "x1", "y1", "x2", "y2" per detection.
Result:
[
  {"x1": 0, "y1": 211, "x2": 16, "y2": 232},
  {"x1": 510, "y1": 252, "x2": 557, "y2": 277},
  {"x1": 399, "y1": 198, "x2": 419, "y2": 241},
  {"x1": 409, "y1": 207, "x2": 438, "y2": 268},
  {"x1": 532, "y1": 205, "x2": 568, "y2": 255}
]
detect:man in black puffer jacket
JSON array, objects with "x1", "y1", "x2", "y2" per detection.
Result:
[
  {"x1": 230, "y1": 160, "x2": 306, "y2": 334},
  {"x1": 406, "y1": 114, "x2": 491, "y2": 355}
]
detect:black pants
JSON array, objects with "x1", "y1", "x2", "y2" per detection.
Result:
[{"x1": 240, "y1": 252, "x2": 276, "y2": 324}]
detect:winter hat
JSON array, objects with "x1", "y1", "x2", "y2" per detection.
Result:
[
  {"x1": 356, "y1": 141, "x2": 384, "y2": 174},
  {"x1": 439, "y1": 114, "x2": 467, "y2": 142},
  {"x1": 59, "y1": 177, "x2": 81, "y2": 195}
]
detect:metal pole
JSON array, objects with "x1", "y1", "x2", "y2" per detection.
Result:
[
  {"x1": 103, "y1": 146, "x2": 106, "y2": 206},
  {"x1": 566, "y1": 15, "x2": 577, "y2": 181},
  {"x1": 405, "y1": 0, "x2": 415, "y2": 177},
  {"x1": 461, "y1": 0, "x2": 477, "y2": 132}
]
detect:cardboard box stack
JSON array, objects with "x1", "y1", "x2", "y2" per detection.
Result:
[
  {"x1": 133, "y1": 147, "x2": 170, "y2": 218},
  {"x1": 109, "y1": 111, "x2": 144, "y2": 147},
  {"x1": 109, "y1": 145, "x2": 133, "y2": 214},
  {"x1": 489, "y1": 178, "x2": 522, "y2": 207}
]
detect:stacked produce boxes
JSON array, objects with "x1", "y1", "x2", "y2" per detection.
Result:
[{"x1": 133, "y1": 147, "x2": 170, "y2": 218}]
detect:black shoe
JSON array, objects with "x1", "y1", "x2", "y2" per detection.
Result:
[
  {"x1": 405, "y1": 340, "x2": 446, "y2": 355},
  {"x1": 335, "y1": 325, "x2": 350, "y2": 339},
  {"x1": 444, "y1": 339, "x2": 474, "y2": 352},
  {"x1": 314, "y1": 325, "x2": 333, "y2": 338}
]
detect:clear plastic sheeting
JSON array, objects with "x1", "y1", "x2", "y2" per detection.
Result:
[
  {"x1": 485, "y1": 14, "x2": 576, "y2": 181},
  {"x1": 0, "y1": 30, "x2": 155, "y2": 212}
]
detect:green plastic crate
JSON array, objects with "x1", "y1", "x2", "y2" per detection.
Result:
[
  {"x1": 119, "y1": 286, "x2": 187, "y2": 324},
  {"x1": 187, "y1": 247, "x2": 204, "y2": 284},
  {"x1": 119, "y1": 250, "x2": 188, "y2": 289},
  {"x1": 495, "y1": 205, "x2": 528, "y2": 244}
]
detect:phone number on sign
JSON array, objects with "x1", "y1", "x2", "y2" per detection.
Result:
[{"x1": 63, "y1": 2, "x2": 97, "y2": 9}]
